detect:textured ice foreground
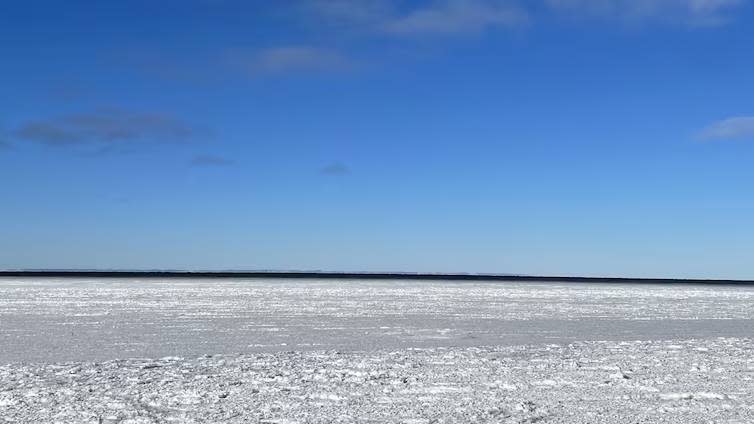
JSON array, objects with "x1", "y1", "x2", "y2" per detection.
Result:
[
  {"x1": 3, "y1": 339, "x2": 754, "y2": 423},
  {"x1": 2, "y1": 278, "x2": 754, "y2": 423}
]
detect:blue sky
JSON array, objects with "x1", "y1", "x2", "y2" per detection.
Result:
[{"x1": 2, "y1": 0, "x2": 753, "y2": 278}]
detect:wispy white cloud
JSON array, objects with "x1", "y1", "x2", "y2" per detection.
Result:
[
  {"x1": 383, "y1": 0, "x2": 528, "y2": 35},
  {"x1": 304, "y1": 0, "x2": 527, "y2": 36},
  {"x1": 303, "y1": 0, "x2": 393, "y2": 27},
  {"x1": 233, "y1": 46, "x2": 353, "y2": 75},
  {"x1": 546, "y1": 0, "x2": 744, "y2": 26},
  {"x1": 303, "y1": 0, "x2": 744, "y2": 32},
  {"x1": 216, "y1": 0, "x2": 747, "y2": 79},
  {"x1": 699, "y1": 116, "x2": 754, "y2": 140}
]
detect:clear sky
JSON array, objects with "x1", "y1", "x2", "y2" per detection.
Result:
[{"x1": 1, "y1": 0, "x2": 753, "y2": 278}]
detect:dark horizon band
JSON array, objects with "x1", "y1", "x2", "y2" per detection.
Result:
[{"x1": 1, "y1": 270, "x2": 752, "y2": 285}]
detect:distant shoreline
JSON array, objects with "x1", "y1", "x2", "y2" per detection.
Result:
[{"x1": 0, "y1": 271, "x2": 752, "y2": 285}]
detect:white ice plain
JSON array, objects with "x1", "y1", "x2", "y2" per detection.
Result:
[{"x1": 1, "y1": 278, "x2": 754, "y2": 423}]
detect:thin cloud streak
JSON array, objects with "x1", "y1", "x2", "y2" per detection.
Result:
[
  {"x1": 698, "y1": 116, "x2": 754, "y2": 140},
  {"x1": 14, "y1": 109, "x2": 196, "y2": 146},
  {"x1": 320, "y1": 162, "x2": 351, "y2": 176},
  {"x1": 234, "y1": 46, "x2": 353, "y2": 75},
  {"x1": 190, "y1": 154, "x2": 235, "y2": 167}
]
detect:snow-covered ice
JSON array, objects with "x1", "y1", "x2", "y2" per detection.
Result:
[
  {"x1": 1, "y1": 278, "x2": 754, "y2": 422},
  {"x1": 3, "y1": 339, "x2": 754, "y2": 423}
]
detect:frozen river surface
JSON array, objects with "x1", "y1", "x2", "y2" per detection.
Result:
[{"x1": 2, "y1": 278, "x2": 754, "y2": 423}]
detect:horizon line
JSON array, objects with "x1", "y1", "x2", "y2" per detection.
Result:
[{"x1": 0, "y1": 270, "x2": 752, "y2": 285}]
